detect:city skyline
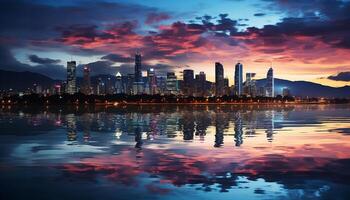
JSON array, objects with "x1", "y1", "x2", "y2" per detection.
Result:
[
  {"x1": 1, "y1": 0, "x2": 350, "y2": 87},
  {"x1": 65, "y1": 53, "x2": 274, "y2": 97}
]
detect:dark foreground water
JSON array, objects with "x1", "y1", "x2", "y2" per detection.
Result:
[{"x1": 0, "y1": 104, "x2": 350, "y2": 200}]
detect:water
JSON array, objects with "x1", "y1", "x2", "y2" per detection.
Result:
[{"x1": 1, "y1": 104, "x2": 350, "y2": 200}]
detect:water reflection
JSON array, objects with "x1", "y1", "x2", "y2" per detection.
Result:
[{"x1": 1, "y1": 105, "x2": 350, "y2": 200}]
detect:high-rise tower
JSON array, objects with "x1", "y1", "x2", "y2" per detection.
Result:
[
  {"x1": 133, "y1": 53, "x2": 143, "y2": 94},
  {"x1": 115, "y1": 72, "x2": 123, "y2": 94},
  {"x1": 183, "y1": 69, "x2": 194, "y2": 96},
  {"x1": 81, "y1": 66, "x2": 91, "y2": 95},
  {"x1": 234, "y1": 62, "x2": 243, "y2": 96},
  {"x1": 66, "y1": 61, "x2": 77, "y2": 94},
  {"x1": 134, "y1": 53, "x2": 142, "y2": 82},
  {"x1": 147, "y1": 68, "x2": 157, "y2": 95},
  {"x1": 215, "y1": 62, "x2": 224, "y2": 96},
  {"x1": 266, "y1": 67, "x2": 274, "y2": 97}
]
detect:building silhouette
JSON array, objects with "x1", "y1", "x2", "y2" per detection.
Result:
[
  {"x1": 215, "y1": 62, "x2": 224, "y2": 96},
  {"x1": 81, "y1": 66, "x2": 91, "y2": 95},
  {"x1": 234, "y1": 63, "x2": 243, "y2": 96},
  {"x1": 244, "y1": 72, "x2": 257, "y2": 97},
  {"x1": 196, "y1": 71, "x2": 207, "y2": 96},
  {"x1": 166, "y1": 72, "x2": 178, "y2": 94},
  {"x1": 133, "y1": 53, "x2": 143, "y2": 94},
  {"x1": 97, "y1": 78, "x2": 105, "y2": 95},
  {"x1": 147, "y1": 68, "x2": 157, "y2": 95},
  {"x1": 183, "y1": 69, "x2": 194, "y2": 96},
  {"x1": 115, "y1": 72, "x2": 123, "y2": 94},
  {"x1": 266, "y1": 67, "x2": 274, "y2": 97},
  {"x1": 66, "y1": 61, "x2": 77, "y2": 94}
]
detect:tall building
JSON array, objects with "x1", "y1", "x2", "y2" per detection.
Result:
[
  {"x1": 195, "y1": 71, "x2": 207, "y2": 97},
  {"x1": 81, "y1": 66, "x2": 91, "y2": 95},
  {"x1": 134, "y1": 53, "x2": 142, "y2": 82},
  {"x1": 97, "y1": 78, "x2": 105, "y2": 95},
  {"x1": 147, "y1": 68, "x2": 157, "y2": 95},
  {"x1": 133, "y1": 53, "x2": 143, "y2": 94},
  {"x1": 115, "y1": 72, "x2": 123, "y2": 94},
  {"x1": 166, "y1": 72, "x2": 178, "y2": 94},
  {"x1": 157, "y1": 76, "x2": 167, "y2": 94},
  {"x1": 244, "y1": 73, "x2": 257, "y2": 97},
  {"x1": 66, "y1": 61, "x2": 77, "y2": 94},
  {"x1": 266, "y1": 67, "x2": 274, "y2": 97},
  {"x1": 126, "y1": 74, "x2": 134, "y2": 95},
  {"x1": 106, "y1": 77, "x2": 114, "y2": 94},
  {"x1": 183, "y1": 69, "x2": 194, "y2": 96},
  {"x1": 215, "y1": 62, "x2": 224, "y2": 96},
  {"x1": 223, "y1": 78, "x2": 229, "y2": 96},
  {"x1": 234, "y1": 62, "x2": 243, "y2": 96}
]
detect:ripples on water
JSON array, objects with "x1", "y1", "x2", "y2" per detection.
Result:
[{"x1": 0, "y1": 104, "x2": 350, "y2": 200}]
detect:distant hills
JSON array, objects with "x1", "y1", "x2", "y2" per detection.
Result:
[
  {"x1": 256, "y1": 78, "x2": 350, "y2": 98},
  {"x1": 0, "y1": 70, "x2": 59, "y2": 91},
  {"x1": 1, "y1": 69, "x2": 349, "y2": 98}
]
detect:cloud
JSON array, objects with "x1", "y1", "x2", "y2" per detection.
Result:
[
  {"x1": 101, "y1": 54, "x2": 134, "y2": 63},
  {"x1": 28, "y1": 54, "x2": 60, "y2": 64},
  {"x1": 0, "y1": 45, "x2": 66, "y2": 79},
  {"x1": 254, "y1": 13, "x2": 266, "y2": 17},
  {"x1": 328, "y1": 71, "x2": 350, "y2": 81},
  {"x1": 145, "y1": 13, "x2": 171, "y2": 24},
  {"x1": 0, "y1": 0, "x2": 169, "y2": 54}
]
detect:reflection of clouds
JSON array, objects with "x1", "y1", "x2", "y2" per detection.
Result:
[{"x1": 60, "y1": 146, "x2": 350, "y2": 197}]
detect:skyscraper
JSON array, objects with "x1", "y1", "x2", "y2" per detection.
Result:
[
  {"x1": 244, "y1": 73, "x2": 257, "y2": 97},
  {"x1": 215, "y1": 62, "x2": 224, "y2": 96},
  {"x1": 183, "y1": 69, "x2": 194, "y2": 96},
  {"x1": 234, "y1": 62, "x2": 243, "y2": 96},
  {"x1": 134, "y1": 53, "x2": 142, "y2": 82},
  {"x1": 66, "y1": 61, "x2": 77, "y2": 94},
  {"x1": 166, "y1": 72, "x2": 178, "y2": 94},
  {"x1": 266, "y1": 67, "x2": 274, "y2": 97},
  {"x1": 195, "y1": 71, "x2": 207, "y2": 96},
  {"x1": 147, "y1": 68, "x2": 157, "y2": 95},
  {"x1": 97, "y1": 78, "x2": 105, "y2": 95},
  {"x1": 115, "y1": 72, "x2": 123, "y2": 94},
  {"x1": 133, "y1": 53, "x2": 143, "y2": 94},
  {"x1": 81, "y1": 66, "x2": 91, "y2": 95}
]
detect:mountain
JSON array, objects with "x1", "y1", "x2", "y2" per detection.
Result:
[
  {"x1": 0, "y1": 70, "x2": 57, "y2": 91},
  {"x1": 256, "y1": 78, "x2": 350, "y2": 98},
  {"x1": 0, "y1": 70, "x2": 349, "y2": 98}
]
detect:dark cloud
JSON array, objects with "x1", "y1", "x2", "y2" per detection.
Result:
[
  {"x1": 0, "y1": 0, "x2": 158, "y2": 37},
  {"x1": 28, "y1": 55, "x2": 60, "y2": 64},
  {"x1": 0, "y1": 0, "x2": 168, "y2": 55},
  {"x1": 266, "y1": 0, "x2": 350, "y2": 19},
  {"x1": 145, "y1": 13, "x2": 171, "y2": 24},
  {"x1": 239, "y1": 16, "x2": 350, "y2": 49},
  {"x1": 328, "y1": 72, "x2": 350, "y2": 81},
  {"x1": 56, "y1": 24, "x2": 114, "y2": 45},
  {"x1": 101, "y1": 54, "x2": 133, "y2": 63},
  {"x1": 254, "y1": 13, "x2": 266, "y2": 17}
]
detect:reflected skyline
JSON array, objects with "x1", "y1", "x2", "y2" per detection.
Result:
[{"x1": 1, "y1": 105, "x2": 350, "y2": 199}]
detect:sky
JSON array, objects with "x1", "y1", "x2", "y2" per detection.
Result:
[{"x1": 1, "y1": 0, "x2": 350, "y2": 87}]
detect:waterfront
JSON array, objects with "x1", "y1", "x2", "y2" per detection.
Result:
[{"x1": 1, "y1": 105, "x2": 350, "y2": 200}]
